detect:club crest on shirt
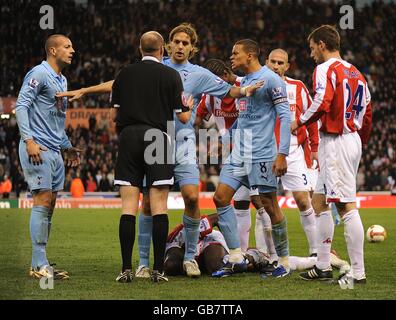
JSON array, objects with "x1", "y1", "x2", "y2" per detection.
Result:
[
  {"x1": 28, "y1": 78, "x2": 39, "y2": 89},
  {"x1": 238, "y1": 100, "x2": 247, "y2": 112}
]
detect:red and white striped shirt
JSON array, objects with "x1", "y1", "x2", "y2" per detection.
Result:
[
  {"x1": 275, "y1": 76, "x2": 319, "y2": 153},
  {"x1": 297, "y1": 58, "x2": 372, "y2": 144},
  {"x1": 197, "y1": 78, "x2": 241, "y2": 136}
]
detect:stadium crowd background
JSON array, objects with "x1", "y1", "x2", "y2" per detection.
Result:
[{"x1": 0, "y1": 0, "x2": 395, "y2": 197}]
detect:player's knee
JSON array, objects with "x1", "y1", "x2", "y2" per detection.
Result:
[
  {"x1": 295, "y1": 197, "x2": 311, "y2": 212},
  {"x1": 250, "y1": 196, "x2": 262, "y2": 210},
  {"x1": 213, "y1": 192, "x2": 230, "y2": 208},
  {"x1": 311, "y1": 197, "x2": 327, "y2": 214},
  {"x1": 33, "y1": 191, "x2": 52, "y2": 208},
  {"x1": 183, "y1": 193, "x2": 199, "y2": 212}
]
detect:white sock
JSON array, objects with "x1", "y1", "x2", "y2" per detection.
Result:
[
  {"x1": 289, "y1": 256, "x2": 317, "y2": 271},
  {"x1": 255, "y1": 212, "x2": 267, "y2": 254},
  {"x1": 315, "y1": 210, "x2": 334, "y2": 270},
  {"x1": 229, "y1": 248, "x2": 244, "y2": 263},
  {"x1": 256, "y1": 208, "x2": 278, "y2": 262},
  {"x1": 235, "y1": 209, "x2": 251, "y2": 252},
  {"x1": 300, "y1": 207, "x2": 318, "y2": 255},
  {"x1": 342, "y1": 209, "x2": 365, "y2": 279}
]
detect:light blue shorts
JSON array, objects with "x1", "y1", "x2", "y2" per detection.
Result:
[
  {"x1": 19, "y1": 141, "x2": 64, "y2": 192},
  {"x1": 219, "y1": 160, "x2": 277, "y2": 193},
  {"x1": 174, "y1": 138, "x2": 199, "y2": 187}
]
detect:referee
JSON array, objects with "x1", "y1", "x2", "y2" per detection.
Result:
[{"x1": 111, "y1": 31, "x2": 192, "y2": 283}]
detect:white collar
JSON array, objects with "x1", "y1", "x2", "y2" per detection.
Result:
[{"x1": 142, "y1": 56, "x2": 160, "y2": 63}]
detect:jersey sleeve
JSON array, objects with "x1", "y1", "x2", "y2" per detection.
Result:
[
  {"x1": 188, "y1": 71, "x2": 232, "y2": 100},
  {"x1": 301, "y1": 82, "x2": 319, "y2": 152},
  {"x1": 268, "y1": 75, "x2": 291, "y2": 156},
  {"x1": 197, "y1": 94, "x2": 212, "y2": 121},
  {"x1": 15, "y1": 67, "x2": 46, "y2": 141},
  {"x1": 173, "y1": 70, "x2": 186, "y2": 113},
  {"x1": 298, "y1": 65, "x2": 335, "y2": 127},
  {"x1": 358, "y1": 85, "x2": 372, "y2": 145}
]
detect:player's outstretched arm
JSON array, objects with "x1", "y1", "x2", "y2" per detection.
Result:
[
  {"x1": 228, "y1": 80, "x2": 264, "y2": 98},
  {"x1": 55, "y1": 80, "x2": 114, "y2": 102}
]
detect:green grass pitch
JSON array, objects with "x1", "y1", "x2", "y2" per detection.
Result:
[{"x1": 0, "y1": 208, "x2": 395, "y2": 300}]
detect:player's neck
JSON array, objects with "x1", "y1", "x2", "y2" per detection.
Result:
[
  {"x1": 171, "y1": 56, "x2": 188, "y2": 65},
  {"x1": 46, "y1": 58, "x2": 62, "y2": 75},
  {"x1": 245, "y1": 61, "x2": 262, "y2": 75},
  {"x1": 323, "y1": 51, "x2": 342, "y2": 62}
]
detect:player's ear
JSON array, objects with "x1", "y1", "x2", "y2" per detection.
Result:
[{"x1": 285, "y1": 62, "x2": 290, "y2": 73}]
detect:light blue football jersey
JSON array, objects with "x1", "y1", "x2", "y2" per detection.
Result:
[
  {"x1": 163, "y1": 57, "x2": 232, "y2": 141},
  {"x1": 15, "y1": 61, "x2": 71, "y2": 152},
  {"x1": 232, "y1": 66, "x2": 291, "y2": 162}
]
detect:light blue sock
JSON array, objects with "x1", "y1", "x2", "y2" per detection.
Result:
[
  {"x1": 272, "y1": 218, "x2": 289, "y2": 257},
  {"x1": 30, "y1": 206, "x2": 50, "y2": 269},
  {"x1": 217, "y1": 205, "x2": 240, "y2": 249},
  {"x1": 138, "y1": 213, "x2": 152, "y2": 267},
  {"x1": 183, "y1": 215, "x2": 200, "y2": 261},
  {"x1": 48, "y1": 208, "x2": 54, "y2": 239}
]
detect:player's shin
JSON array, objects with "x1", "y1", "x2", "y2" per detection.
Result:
[
  {"x1": 183, "y1": 215, "x2": 200, "y2": 261},
  {"x1": 235, "y1": 208, "x2": 251, "y2": 252},
  {"x1": 152, "y1": 214, "x2": 169, "y2": 273},
  {"x1": 30, "y1": 206, "x2": 50, "y2": 269},
  {"x1": 300, "y1": 207, "x2": 318, "y2": 255},
  {"x1": 342, "y1": 209, "x2": 365, "y2": 279},
  {"x1": 315, "y1": 210, "x2": 334, "y2": 270},
  {"x1": 119, "y1": 214, "x2": 136, "y2": 272},
  {"x1": 138, "y1": 213, "x2": 153, "y2": 267},
  {"x1": 256, "y1": 208, "x2": 278, "y2": 262},
  {"x1": 271, "y1": 217, "x2": 289, "y2": 269},
  {"x1": 218, "y1": 205, "x2": 244, "y2": 262}
]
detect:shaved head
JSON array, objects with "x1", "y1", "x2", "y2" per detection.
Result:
[
  {"x1": 45, "y1": 34, "x2": 69, "y2": 56},
  {"x1": 269, "y1": 48, "x2": 289, "y2": 62},
  {"x1": 266, "y1": 48, "x2": 290, "y2": 78},
  {"x1": 140, "y1": 31, "x2": 164, "y2": 54}
]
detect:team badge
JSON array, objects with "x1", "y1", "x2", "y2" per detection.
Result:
[{"x1": 238, "y1": 100, "x2": 247, "y2": 111}]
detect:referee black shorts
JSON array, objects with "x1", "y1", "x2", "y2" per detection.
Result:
[{"x1": 114, "y1": 124, "x2": 175, "y2": 188}]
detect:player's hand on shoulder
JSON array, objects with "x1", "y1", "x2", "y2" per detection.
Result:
[
  {"x1": 244, "y1": 80, "x2": 264, "y2": 97},
  {"x1": 25, "y1": 139, "x2": 48, "y2": 166},
  {"x1": 272, "y1": 154, "x2": 287, "y2": 177},
  {"x1": 56, "y1": 88, "x2": 86, "y2": 102},
  {"x1": 64, "y1": 147, "x2": 83, "y2": 167}
]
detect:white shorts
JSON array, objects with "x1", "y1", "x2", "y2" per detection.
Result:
[
  {"x1": 307, "y1": 168, "x2": 318, "y2": 191},
  {"x1": 165, "y1": 230, "x2": 229, "y2": 257},
  {"x1": 315, "y1": 132, "x2": 361, "y2": 203},
  {"x1": 280, "y1": 145, "x2": 310, "y2": 191},
  {"x1": 233, "y1": 184, "x2": 259, "y2": 202}
]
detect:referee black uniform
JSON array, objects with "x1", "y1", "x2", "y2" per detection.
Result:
[{"x1": 111, "y1": 56, "x2": 185, "y2": 188}]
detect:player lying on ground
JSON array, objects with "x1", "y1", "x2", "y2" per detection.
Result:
[{"x1": 163, "y1": 214, "x2": 350, "y2": 277}]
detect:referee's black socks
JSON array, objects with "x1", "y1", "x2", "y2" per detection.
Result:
[
  {"x1": 152, "y1": 214, "x2": 169, "y2": 273},
  {"x1": 119, "y1": 214, "x2": 136, "y2": 272}
]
